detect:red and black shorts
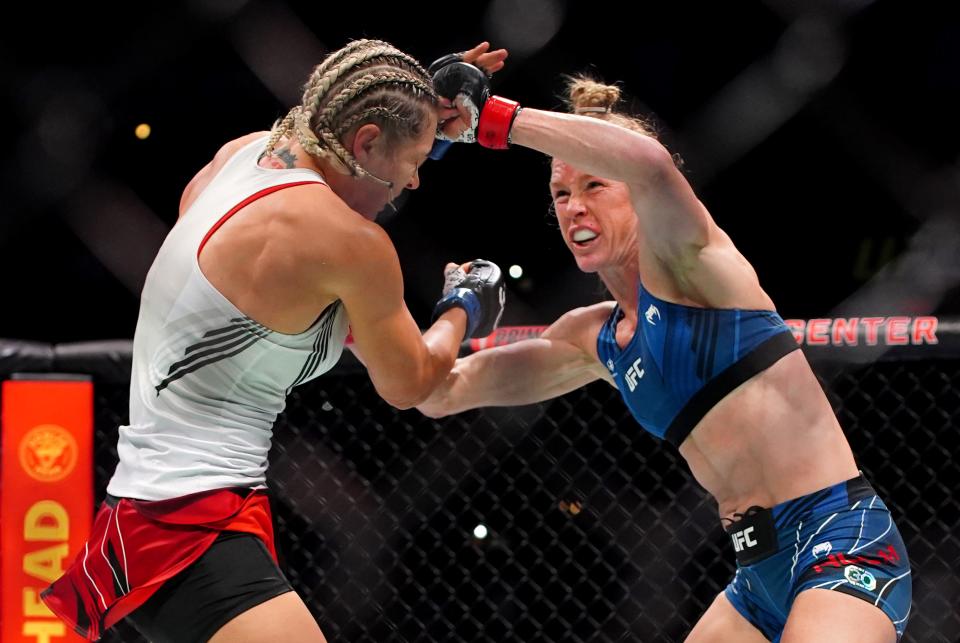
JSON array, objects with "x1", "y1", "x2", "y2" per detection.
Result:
[
  {"x1": 127, "y1": 527, "x2": 292, "y2": 642},
  {"x1": 41, "y1": 487, "x2": 292, "y2": 641}
]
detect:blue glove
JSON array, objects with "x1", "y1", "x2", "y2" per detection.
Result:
[{"x1": 431, "y1": 260, "x2": 506, "y2": 338}]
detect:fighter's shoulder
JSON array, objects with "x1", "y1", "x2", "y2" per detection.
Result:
[
  {"x1": 544, "y1": 302, "x2": 616, "y2": 344},
  {"x1": 179, "y1": 132, "x2": 274, "y2": 217},
  {"x1": 212, "y1": 131, "x2": 271, "y2": 164},
  {"x1": 285, "y1": 200, "x2": 399, "y2": 281},
  {"x1": 553, "y1": 302, "x2": 617, "y2": 329}
]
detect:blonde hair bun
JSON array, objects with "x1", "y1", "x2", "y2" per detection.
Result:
[{"x1": 565, "y1": 76, "x2": 620, "y2": 114}]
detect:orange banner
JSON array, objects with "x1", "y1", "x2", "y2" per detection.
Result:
[{"x1": 2, "y1": 377, "x2": 93, "y2": 643}]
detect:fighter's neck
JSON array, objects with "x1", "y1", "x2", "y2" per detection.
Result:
[
  {"x1": 259, "y1": 139, "x2": 326, "y2": 176},
  {"x1": 599, "y1": 267, "x2": 639, "y2": 319}
]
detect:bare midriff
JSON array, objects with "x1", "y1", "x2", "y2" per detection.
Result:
[{"x1": 677, "y1": 349, "x2": 859, "y2": 522}]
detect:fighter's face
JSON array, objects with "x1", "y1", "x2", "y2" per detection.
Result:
[
  {"x1": 348, "y1": 115, "x2": 438, "y2": 220},
  {"x1": 549, "y1": 160, "x2": 640, "y2": 274}
]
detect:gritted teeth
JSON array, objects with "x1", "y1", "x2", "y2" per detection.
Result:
[{"x1": 572, "y1": 229, "x2": 598, "y2": 242}]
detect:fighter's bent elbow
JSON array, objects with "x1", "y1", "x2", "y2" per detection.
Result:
[
  {"x1": 415, "y1": 401, "x2": 449, "y2": 419},
  {"x1": 624, "y1": 137, "x2": 675, "y2": 187},
  {"x1": 380, "y1": 388, "x2": 428, "y2": 411},
  {"x1": 372, "y1": 346, "x2": 461, "y2": 410},
  {"x1": 376, "y1": 374, "x2": 441, "y2": 411}
]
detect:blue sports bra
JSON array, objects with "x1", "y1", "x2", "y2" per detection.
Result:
[{"x1": 596, "y1": 284, "x2": 799, "y2": 447}]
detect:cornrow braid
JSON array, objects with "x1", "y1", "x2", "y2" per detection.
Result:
[
  {"x1": 317, "y1": 129, "x2": 364, "y2": 180},
  {"x1": 264, "y1": 109, "x2": 298, "y2": 157},
  {"x1": 308, "y1": 39, "x2": 398, "y2": 83},
  {"x1": 316, "y1": 39, "x2": 430, "y2": 84},
  {"x1": 315, "y1": 70, "x2": 434, "y2": 128},
  {"x1": 304, "y1": 45, "x2": 425, "y2": 111},
  {"x1": 334, "y1": 107, "x2": 402, "y2": 138},
  {"x1": 264, "y1": 39, "x2": 437, "y2": 188},
  {"x1": 292, "y1": 107, "x2": 339, "y2": 169}
]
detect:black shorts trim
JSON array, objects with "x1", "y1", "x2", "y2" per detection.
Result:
[
  {"x1": 845, "y1": 475, "x2": 876, "y2": 504},
  {"x1": 126, "y1": 531, "x2": 293, "y2": 643}
]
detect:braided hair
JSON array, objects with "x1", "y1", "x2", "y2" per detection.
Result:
[{"x1": 266, "y1": 39, "x2": 437, "y2": 187}]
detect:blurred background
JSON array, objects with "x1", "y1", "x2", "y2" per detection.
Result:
[{"x1": 3, "y1": 0, "x2": 960, "y2": 343}]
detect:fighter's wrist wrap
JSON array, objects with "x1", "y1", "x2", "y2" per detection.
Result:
[
  {"x1": 432, "y1": 288, "x2": 481, "y2": 338},
  {"x1": 432, "y1": 259, "x2": 505, "y2": 339},
  {"x1": 428, "y1": 139, "x2": 454, "y2": 160},
  {"x1": 478, "y1": 96, "x2": 521, "y2": 150}
]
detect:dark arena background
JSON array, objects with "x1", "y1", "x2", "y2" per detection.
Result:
[{"x1": 3, "y1": 1, "x2": 960, "y2": 642}]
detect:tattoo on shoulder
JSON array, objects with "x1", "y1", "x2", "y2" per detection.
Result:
[
  {"x1": 276, "y1": 148, "x2": 297, "y2": 168},
  {"x1": 258, "y1": 147, "x2": 298, "y2": 169}
]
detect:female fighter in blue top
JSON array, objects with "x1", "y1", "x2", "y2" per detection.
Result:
[{"x1": 418, "y1": 65, "x2": 912, "y2": 642}]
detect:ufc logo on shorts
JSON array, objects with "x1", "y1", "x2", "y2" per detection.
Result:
[
  {"x1": 731, "y1": 527, "x2": 758, "y2": 552},
  {"x1": 625, "y1": 357, "x2": 645, "y2": 392}
]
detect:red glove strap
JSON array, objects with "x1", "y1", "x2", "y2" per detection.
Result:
[{"x1": 478, "y1": 96, "x2": 521, "y2": 150}]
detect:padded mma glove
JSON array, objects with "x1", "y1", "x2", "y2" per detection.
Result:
[
  {"x1": 432, "y1": 62, "x2": 521, "y2": 150},
  {"x1": 427, "y1": 51, "x2": 466, "y2": 160},
  {"x1": 431, "y1": 259, "x2": 506, "y2": 339}
]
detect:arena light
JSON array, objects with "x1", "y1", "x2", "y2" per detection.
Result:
[
  {"x1": 134, "y1": 123, "x2": 151, "y2": 140},
  {"x1": 509, "y1": 264, "x2": 523, "y2": 279},
  {"x1": 472, "y1": 524, "x2": 488, "y2": 539},
  {"x1": 483, "y1": 0, "x2": 564, "y2": 57}
]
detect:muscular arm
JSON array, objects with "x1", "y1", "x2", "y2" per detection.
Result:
[
  {"x1": 417, "y1": 304, "x2": 612, "y2": 418},
  {"x1": 331, "y1": 222, "x2": 468, "y2": 410},
  {"x1": 185, "y1": 132, "x2": 469, "y2": 409},
  {"x1": 511, "y1": 109, "x2": 771, "y2": 307}
]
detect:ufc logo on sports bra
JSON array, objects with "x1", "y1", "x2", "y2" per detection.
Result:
[
  {"x1": 731, "y1": 527, "x2": 758, "y2": 552},
  {"x1": 625, "y1": 357, "x2": 645, "y2": 392}
]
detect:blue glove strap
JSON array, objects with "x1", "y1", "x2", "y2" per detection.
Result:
[
  {"x1": 428, "y1": 139, "x2": 454, "y2": 160},
  {"x1": 432, "y1": 288, "x2": 480, "y2": 337}
]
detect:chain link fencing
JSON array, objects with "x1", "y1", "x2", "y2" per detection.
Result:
[{"x1": 89, "y1": 353, "x2": 959, "y2": 642}]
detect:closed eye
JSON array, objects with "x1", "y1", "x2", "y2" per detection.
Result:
[{"x1": 552, "y1": 189, "x2": 569, "y2": 202}]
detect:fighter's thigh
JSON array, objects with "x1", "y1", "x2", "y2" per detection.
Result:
[
  {"x1": 128, "y1": 531, "x2": 298, "y2": 642},
  {"x1": 780, "y1": 588, "x2": 895, "y2": 643},
  {"x1": 208, "y1": 591, "x2": 327, "y2": 643},
  {"x1": 685, "y1": 592, "x2": 768, "y2": 643}
]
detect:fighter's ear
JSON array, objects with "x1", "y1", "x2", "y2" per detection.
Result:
[{"x1": 351, "y1": 123, "x2": 383, "y2": 161}]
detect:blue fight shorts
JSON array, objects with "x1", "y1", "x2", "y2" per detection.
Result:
[{"x1": 723, "y1": 474, "x2": 912, "y2": 641}]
